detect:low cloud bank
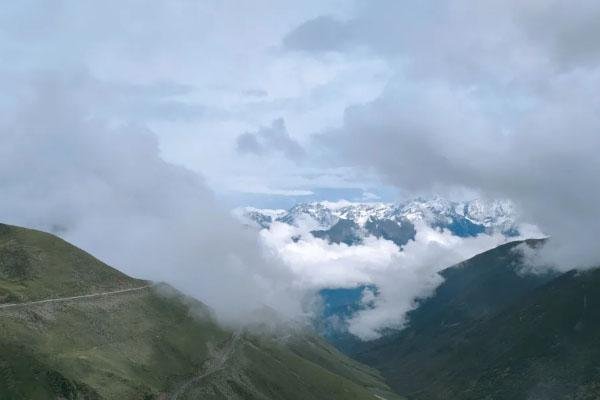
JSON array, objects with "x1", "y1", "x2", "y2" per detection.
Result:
[{"x1": 259, "y1": 219, "x2": 536, "y2": 339}]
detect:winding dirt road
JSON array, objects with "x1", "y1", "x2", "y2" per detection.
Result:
[{"x1": 0, "y1": 285, "x2": 152, "y2": 310}]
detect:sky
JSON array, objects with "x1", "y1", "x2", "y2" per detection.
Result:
[
  {"x1": 1, "y1": 0, "x2": 390, "y2": 203},
  {"x1": 1, "y1": 1, "x2": 600, "y2": 335}
]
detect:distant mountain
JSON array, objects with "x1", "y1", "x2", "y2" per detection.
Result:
[
  {"x1": 236, "y1": 197, "x2": 520, "y2": 247},
  {"x1": 239, "y1": 207, "x2": 287, "y2": 229},
  {"x1": 236, "y1": 198, "x2": 527, "y2": 348},
  {"x1": 351, "y1": 239, "x2": 600, "y2": 400},
  {"x1": 311, "y1": 219, "x2": 364, "y2": 245},
  {"x1": 0, "y1": 223, "x2": 402, "y2": 400}
]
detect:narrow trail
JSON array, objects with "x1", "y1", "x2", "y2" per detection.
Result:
[
  {"x1": 170, "y1": 331, "x2": 241, "y2": 400},
  {"x1": 0, "y1": 285, "x2": 152, "y2": 310}
]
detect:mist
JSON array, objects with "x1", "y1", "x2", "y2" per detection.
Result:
[
  {"x1": 0, "y1": 71, "x2": 304, "y2": 325},
  {"x1": 258, "y1": 218, "x2": 538, "y2": 339}
]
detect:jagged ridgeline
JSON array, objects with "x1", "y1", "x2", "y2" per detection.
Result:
[
  {"x1": 0, "y1": 223, "x2": 403, "y2": 400},
  {"x1": 237, "y1": 198, "x2": 520, "y2": 247}
]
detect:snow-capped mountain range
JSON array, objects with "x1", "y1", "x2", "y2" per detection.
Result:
[{"x1": 235, "y1": 197, "x2": 521, "y2": 245}]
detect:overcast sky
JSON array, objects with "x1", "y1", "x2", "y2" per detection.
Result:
[
  {"x1": 1, "y1": 0, "x2": 393, "y2": 205},
  {"x1": 2, "y1": 1, "x2": 600, "y2": 332}
]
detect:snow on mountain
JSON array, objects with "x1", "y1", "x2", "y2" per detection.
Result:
[
  {"x1": 463, "y1": 198, "x2": 516, "y2": 232},
  {"x1": 234, "y1": 197, "x2": 521, "y2": 240}
]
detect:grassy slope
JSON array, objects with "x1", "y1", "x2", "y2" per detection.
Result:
[
  {"x1": 0, "y1": 285, "x2": 227, "y2": 399},
  {"x1": 0, "y1": 223, "x2": 146, "y2": 303},
  {"x1": 180, "y1": 332, "x2": 403, "y2": 400},
  {"x1": 431, "y1": 268, "x2": 600, "y2": 400},
  {"x1": 354, "y1": 240, "x2": 557, "y2": 399},
  {"x1": 0, "y1": 223, "x2": 401, "y2": 400},
  {"x1": 354, "y1": 239, "x2": 600, "y2": 400}
]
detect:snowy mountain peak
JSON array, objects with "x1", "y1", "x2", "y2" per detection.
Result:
[{"x1": 235, "y1": 197, "x2": 520, "y2": 239}]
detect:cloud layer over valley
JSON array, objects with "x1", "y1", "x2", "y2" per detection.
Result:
[
  {"x1": 260, "y1": 219, "x2": 520, "y2": 339},
  {"x1": 2, "y1": 1, "x2": 599, "y2": 340}
]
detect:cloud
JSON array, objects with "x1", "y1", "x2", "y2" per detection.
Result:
[
  {"x1": 0, "y1": 70, "x2": 305, "y2": 326},
  {"x1": 284, "y1": 1, "x2": 600, "y2": 80},
  {"x1": 345, "y1": 227, "x2": 517, "y2": 339},
  {"x1": 361, "y1": 192, "x2": 381, "y2": 201},
  {"x1": 259, "y1": 219, "x2": 520, "y2": 339},
  {"x1": 236, "y1": 188, "x2": 315, "y2": 196},
  {"x1": 291, "y1": 0, "x2": 600, "y2": 270},
  {"x1": 0, "y1": 1, "x2": 378, "y2": 196},
  {"x1": 283, "y1": 15, "x2": 354, "y2": 53},
  {"x1": 236, "y1": 118, "x2": 306, "y2": 162},
  {"x1": 515, "y1": 1, "x2": 600, "y2": 70},
  {"x1": 242, "y1": 89, "x2": 268, "y2": 98}
]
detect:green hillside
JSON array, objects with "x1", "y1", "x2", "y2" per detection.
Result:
[
  {"x1": 0, "y1": 223, "x2": 147, "y2": 303},
  {"x1": 429, "y1": 267, "x2": 600, "y2": 400},
  {"x1": 0, "y1": 223, "x2": 402, "y2": 400},
  {"x1": 354, "y1": 239, "x2": 600, "y2": 400}
]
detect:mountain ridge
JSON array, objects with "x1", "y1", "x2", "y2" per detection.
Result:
[
  {"x1": 0, "y1": 223, "x2": 148, "y2": 304},
  {"x1": 235, "y1": 197, "x2": 523, "y2": 241}
]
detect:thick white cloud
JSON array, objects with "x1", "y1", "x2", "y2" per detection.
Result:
[{"x1": 259, "y1": 220, "x2": 526, "y2": 339}]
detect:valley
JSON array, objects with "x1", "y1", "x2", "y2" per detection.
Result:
[{"x1": 3, "y1": 215, "x2": 597, "y2": 400}]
